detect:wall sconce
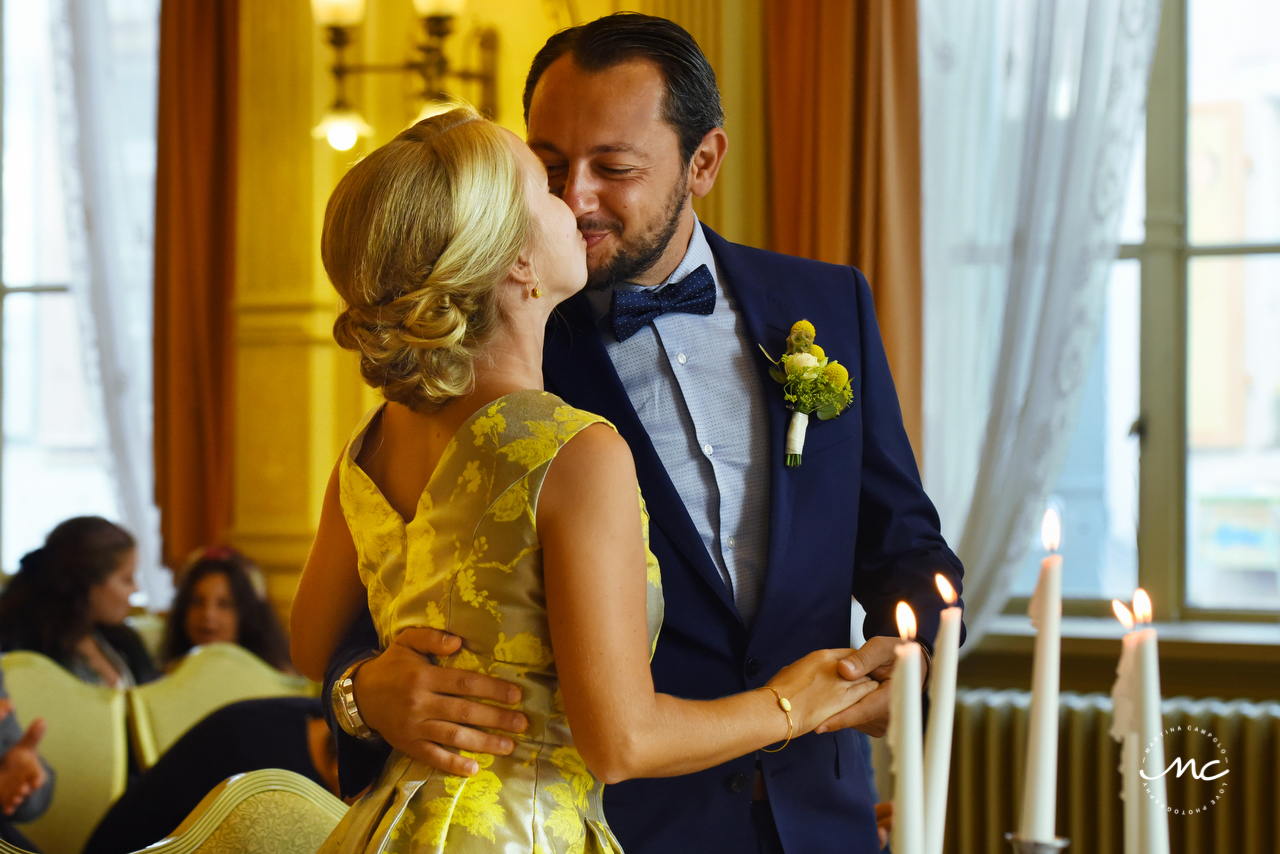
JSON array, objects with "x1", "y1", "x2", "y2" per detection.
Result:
[{"x1": 311, "y1": 0, "x2": 498, "y2": 151}]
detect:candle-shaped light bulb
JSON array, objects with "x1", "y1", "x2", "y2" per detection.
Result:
[
  {"x1": 412, "y1": 0, "x2": 466, "y2": 16},
  {"x1": 1112, "y1": 600, "x2": 1135, "y2": 630},
  {"x1": 311, "y1": 0, "x2": 367, "y2": 26},
  {"x1": 1133, "y1": 588, "x2": 1152, "y2": 624},
  {"x1": 897, "y1": 601, "x2": 917, "y2": 640},
  {"x1": 312, "y1": 108, "x2": 373, "y2": 151}
]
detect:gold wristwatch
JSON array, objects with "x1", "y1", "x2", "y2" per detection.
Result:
[{"x1": 331, "y1": 656, "x2": 378, "y2": 740}]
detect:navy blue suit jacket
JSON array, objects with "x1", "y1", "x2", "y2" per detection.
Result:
[{"x1": 324, "y1": 225, "x2": 965, "y2": 853}]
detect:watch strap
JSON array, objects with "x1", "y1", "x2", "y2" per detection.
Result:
[{"x1": 331, "y1": 655, "x2": 378, "y2": 741}]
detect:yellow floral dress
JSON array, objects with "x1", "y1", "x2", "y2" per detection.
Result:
[{"x1": 320, "y1": 389, "x2": 664, "y2": 854}]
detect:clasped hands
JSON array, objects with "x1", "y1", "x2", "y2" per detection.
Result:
[
  {"x1": 353, "y1": 630, "x2": 919, "y2": 776},
  {"x1": 0, "y1": 699, "x2": 48, "y2": 816}
]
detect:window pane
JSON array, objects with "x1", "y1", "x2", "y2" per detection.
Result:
[
  {"x1": 1119, "y1": 124, "x2": 1145, "y2": 245},
  {"x1": 1187, "y1": 0, "x2": 1280, "y2": 246},
  {"x1": 1186, "y1": 254, "x2": 1280, "y2": 610},
  {"x1": 2, "y1": 292, "x2": 119, "y2": 571},
  {"x1": 1, "y1": 0, "x2": 72, "y2": 287},
  {"x1": 1011, "y1": 260, "x2": 1141, "y2": 598}
]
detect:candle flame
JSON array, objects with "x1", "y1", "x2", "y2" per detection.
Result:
[
  {"x1": 896, "y1": 601, "x2": 917, "y2": 641},
  {"x1": 1041, "y1": 507, "x2": 1062, "y2": 552},
  {"x1": 1112, "y1": 599, "x2": 1134, "y2": 630},
  {"x1": 1133, "y1": 588, "x2": 1153, "y2": 624},
  {"x1": 935, "y1": 574, "x2": 958, "y2": 604}
]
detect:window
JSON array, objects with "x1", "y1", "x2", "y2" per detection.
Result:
[
  {"x1": 1, "y1": 0, "x2": 119, "y2": 570},
  {"x1": 1, "y1": 0, "x2": 161, "y2": 602},
  {"x1": 1012, "y1": 0, "x2": 1280, "y2": 619},
  {"x1": 1181, "y1": 0, "x2": 1280, "y2": 614}
]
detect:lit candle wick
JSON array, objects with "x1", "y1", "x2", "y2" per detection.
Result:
[
  {"x1": 935, "y1": 574, "x2": 957, "y2": 605},
  {"x1": 896, "y1": 601, "x2": 917, "y2": 641},
  {"x1": 1133, "y1": 588, "x2": 1152, "y2": 625},
  {"x1": 1041, "y1": 508, "x2": 1061, "y2": 553},
  {"x1": 1112, "y1": 599, "x2": 1134, "y2": 631}
]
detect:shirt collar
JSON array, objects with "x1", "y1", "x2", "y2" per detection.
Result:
[{"x1": 584, "y1": 213, "x2": 718, "y2": 323}]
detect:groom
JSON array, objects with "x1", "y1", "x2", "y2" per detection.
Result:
[{"x1": 324, "y1": 13, "x2": 964, "y2": 853}]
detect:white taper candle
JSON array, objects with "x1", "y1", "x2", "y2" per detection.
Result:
[{"x1": 924, "y1": 575, "x2": 962, "y2": 854}]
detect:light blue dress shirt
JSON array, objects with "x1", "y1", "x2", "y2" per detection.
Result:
[{"x1": 585, "y1": 216, "x2": 772, "y2": 624}]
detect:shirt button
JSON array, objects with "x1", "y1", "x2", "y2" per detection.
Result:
[
  {"x1": 726, "y1": 537, "x2": 736, "y2": 549},
  {"x1": 744, "y1": 657, "x2": 763, "y2": 678},
  {"x1": 726, "y1": 772, "x2": 751, "y2": 794},
  {"x1": 703, "y1": 444, "x2": 714, "y2": 456},
  {"x1": 677, "y1": 353, "x2": 687, "y2": 365}
]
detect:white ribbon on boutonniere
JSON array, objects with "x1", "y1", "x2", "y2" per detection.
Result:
[{"x1": 760, "y1": 320, "x2": 854, "y2": 467}]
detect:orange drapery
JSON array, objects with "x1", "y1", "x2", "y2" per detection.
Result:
[
  {"x1": 153, "y1": 0, "x2": 239, "y2": 569},
  {"x1": 766, "y1": 0, "x2": 924, "y2": 462}
]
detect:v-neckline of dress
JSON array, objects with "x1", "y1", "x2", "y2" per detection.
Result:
[{"x1": 345, "y1": 389, "x2": 538, "y2": 530}]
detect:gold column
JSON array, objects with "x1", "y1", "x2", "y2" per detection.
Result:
[
  {"x1": 639, "y1": 0, "x2": 769, "y2": 249},
  {"x1": 233, "y1": 2, "x2": 367, "y2": 623}
]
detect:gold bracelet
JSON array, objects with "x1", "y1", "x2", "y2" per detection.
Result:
[{"x1": 759, "y1": 686, "x2": 794, "y2": 753}]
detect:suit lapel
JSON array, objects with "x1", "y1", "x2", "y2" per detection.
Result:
[
  {"x1": 703, "y1": 228, "x2": 804, "y2": 638},
  {"x1": 542, "y1": 293, "x2": 739, "y2": 619}
]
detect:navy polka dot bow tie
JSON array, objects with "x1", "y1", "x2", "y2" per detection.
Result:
[{"x1": 610, "y1": 264, "x2": 716, "y2": 342}]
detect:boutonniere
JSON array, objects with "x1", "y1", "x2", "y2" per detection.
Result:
[{"x1": 759, "y1": 320, "x2": 854, "y2": 467}]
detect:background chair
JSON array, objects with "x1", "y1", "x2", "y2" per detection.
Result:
[
  {"x1": 0, "y1": 651, "x2": 128, "y2": 854},
  {"x1": 139, "y1": 768, "x2": 345, "y2": 854},
  {"x1": 127, "y1": 642, "x2": 314, "y2": 769}
]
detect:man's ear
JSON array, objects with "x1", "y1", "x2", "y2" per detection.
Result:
[{"x1": 688, "y1": 128, "x2": 728, "y2": 199}]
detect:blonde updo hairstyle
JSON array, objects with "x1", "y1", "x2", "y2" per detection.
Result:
[{"x1": 324, "y1": 107, "x2": 533, "y2": 410}]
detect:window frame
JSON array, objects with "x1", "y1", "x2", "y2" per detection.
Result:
[
  {"x1": 1139, "y1": 0, "x2": 1280, "y2": 623},
  {"x1": 1001, "y1": 0, "x2": 1280, "y2": 624},
  {"x1": 0, "y1": 5, "x2": 76, "y2": 565},
  {"x1": 0, "y1": 284, "x2": 77, "y2": 565}
]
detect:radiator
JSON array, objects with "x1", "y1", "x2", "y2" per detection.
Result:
[{"x1": 939, "y1": 689, "x2": 1280, "y2": 854}]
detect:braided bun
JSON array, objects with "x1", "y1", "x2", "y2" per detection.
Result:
[{"x1": 322, "y1": 106, "x2": 533, "y2": 410}]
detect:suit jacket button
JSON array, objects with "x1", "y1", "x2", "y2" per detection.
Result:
[
  {"x1": 726, "y1": 773, "x2": 750, "y2": 794},
  {"x1": 745, "y1": 657, "x2": 762, "y2": 678}
]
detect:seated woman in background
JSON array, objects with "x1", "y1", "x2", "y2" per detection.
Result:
[
  {"x1": 0, "y1": 517, "x2": 157, "y2": 687},
  {"x1": 160, "y1": 547, "x2": 293, "y2": 673}
]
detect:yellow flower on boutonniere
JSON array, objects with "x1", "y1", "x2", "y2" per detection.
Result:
[{"x1": 759, "y1": 319, "x2": 854, "y2": 467}]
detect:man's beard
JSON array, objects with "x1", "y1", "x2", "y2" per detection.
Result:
[{"x1": 582, "y1": 173, "x2": 688, "y2": 292}]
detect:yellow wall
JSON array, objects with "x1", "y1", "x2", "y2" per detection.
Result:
[{"x1": 231, "y1": 0, "x2": 769, "y2": 623}]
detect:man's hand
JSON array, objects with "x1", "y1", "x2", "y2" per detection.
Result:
[
  {"x1": 812, "y1": 636, "x2": 924, "y2": 738},
  {"x1": 353, "y1": 628, "x2": 529, "y2": 777},
  {"x1": 875, "y1": 802, "x2": 892, "y2": 849},
  {"x1": 0, "y1": 699, "x2": 48, "y2": 816}
]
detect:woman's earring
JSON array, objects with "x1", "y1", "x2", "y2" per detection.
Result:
[{"x1": 531, "y1": 278, "x2": 542, "y2": 299}]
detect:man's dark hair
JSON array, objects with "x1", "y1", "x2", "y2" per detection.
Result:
[{"x1": 522, "y1": 12, "x2": 724, "y2": 164}]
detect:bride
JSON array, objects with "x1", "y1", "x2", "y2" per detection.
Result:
[{"x1": 291, "y1": 106, "x2": 876, "y2": 853}]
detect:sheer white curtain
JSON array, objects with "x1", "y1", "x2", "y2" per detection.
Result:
[
  {"x1": 919, "y1": 0, "x2": 1160, "y2": 649},
  {"x1": 49, "y1": 0, "x2": 169, "y2": 607}
]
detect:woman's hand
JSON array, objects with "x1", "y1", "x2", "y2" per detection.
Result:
[
  {"x1": 764, "y1": 648, "x2": 879, "y2": 735},
  {"x1": 0, "y1": 700, "x2": 47, "y2": 816},
  {"x1": 814, "y1": 636, "x2": 926, "y2": 738}
]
